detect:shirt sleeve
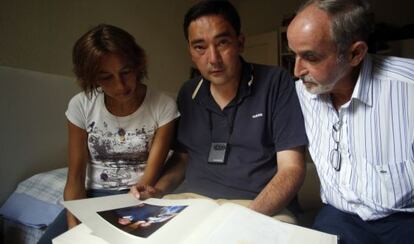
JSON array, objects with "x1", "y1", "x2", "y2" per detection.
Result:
[
  {"x1": 65, "y1": 92, "x2": 87, "y2": 130},
  {"x1": 153, "y1": 91, "x2": 180, "y2": 128},
  {"x1": 272, "y1": 70, "x2": 308, "y2": 152}
]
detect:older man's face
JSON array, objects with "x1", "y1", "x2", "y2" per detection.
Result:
[{"x1": 287, "y1": 4, "x2": 351, "y2": 95}]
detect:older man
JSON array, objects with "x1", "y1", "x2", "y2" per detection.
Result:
[{"x1": 288, "y1": 0, "x2": 414, "y2": 243}]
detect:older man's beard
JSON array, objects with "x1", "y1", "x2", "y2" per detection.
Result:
[{"x1": 301, "y1": 75, "x2": 335, "y2": 95}]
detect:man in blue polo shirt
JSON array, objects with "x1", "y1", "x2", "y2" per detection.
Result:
[{"x1": 132, "y1": 0, "x2": 308, "y2": 220}]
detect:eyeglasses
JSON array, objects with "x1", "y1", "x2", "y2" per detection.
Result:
[{"x1": 330, "y1": 120, "x2": 342, "y2": 171}]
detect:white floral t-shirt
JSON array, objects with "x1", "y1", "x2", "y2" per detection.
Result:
[{"x1": 66, "y1": 88, "x2": 179, "y2": 190}]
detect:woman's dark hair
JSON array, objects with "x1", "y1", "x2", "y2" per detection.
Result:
[{"x1": 72, "y1": 24, "x2": 147, "y2": 95}]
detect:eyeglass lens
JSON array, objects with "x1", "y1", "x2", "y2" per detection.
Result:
[{"x1": 330, "y1": 120, "x2": 342, "y2": 171}]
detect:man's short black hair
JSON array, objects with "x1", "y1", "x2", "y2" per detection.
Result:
[{"x1": 183, "y1": 0, "x2": 241, "y2": 41}]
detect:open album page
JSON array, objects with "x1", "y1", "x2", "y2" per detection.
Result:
[
  {"x1": 181, "y1": 203, "x2": 338, "y2": 244},
  {"x1": 63, "y1": 194, "x2": 219, "y2": 244}
]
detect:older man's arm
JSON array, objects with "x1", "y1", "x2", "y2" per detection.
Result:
[{"x1": 249, "y1": 146, "x2": 306, "y2": 216}]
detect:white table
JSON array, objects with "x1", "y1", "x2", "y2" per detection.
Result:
[
  {"x1": 53, "y1": 224, "x2": 109, "y2": 244},
  {"x1": 53, "y1": 223, "x2": 338, "y2": 244}
]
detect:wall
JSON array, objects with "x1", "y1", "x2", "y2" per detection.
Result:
[
  {"x1": 235, "y1": 0, "x2": 414, "y2": 61},
  {"x1": 0, "y1": 0, "x2": 196, "y2": 95},
  {"x1": 2, "y1": 0, "x2": 411, "y2": 93},
  {"x1": 236, "y1": 0, "x2": 414, "y2": 36},
  {"x1": 387, "y1": 38, "x2": 414, "y2": 59},
  {"x1": 236, "y1": 0, "x2": 301, "y2": 36}
]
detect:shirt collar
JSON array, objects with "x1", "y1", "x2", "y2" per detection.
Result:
[
  {"x1": 192, "y1": 57, "x2": 254, "y2": 108},
  {"x1": 236, "y1": 58, "x2": 254, "y2": 103},
  {"x1": 350, "y1": 55, "x2": 373, "y2": 106},
  {"x1": 305, "y1": 55, "x2": 373, "y2": 107}
]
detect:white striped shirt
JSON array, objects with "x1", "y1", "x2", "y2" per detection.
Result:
[{"x1": 296, "y1": 54, "x2": 414, "y2": 220}]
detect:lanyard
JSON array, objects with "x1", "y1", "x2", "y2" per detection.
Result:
[
  {"x1": 204, "y1": 64, "x2": 254, "y2": 143},
  {"x1": 207, "y1": 100, "x2": 239, "y2": 143}
]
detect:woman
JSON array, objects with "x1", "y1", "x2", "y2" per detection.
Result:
[{"x1": 38, "y1": 24, "x2": 179, "y2": 244}]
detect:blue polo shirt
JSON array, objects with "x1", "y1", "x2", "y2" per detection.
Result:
[{"x1": 175, "y1": 59, "x2": 308, "y2": 199}]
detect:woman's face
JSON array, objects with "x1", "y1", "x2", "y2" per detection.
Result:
[{"x1": 96, "y1": 53, "x2": 139, "y2": 104}]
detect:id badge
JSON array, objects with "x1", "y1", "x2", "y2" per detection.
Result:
[{"x1": 208, "y1": 142, "x2": 228, "y2": 164}]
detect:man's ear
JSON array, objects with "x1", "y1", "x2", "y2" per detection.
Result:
[
  {"x1": 238, "y1": 33, "x2": 245, "y2": 52},
  {"x1": 348, "y1": 41, "x2": 368, "y2": 67}
]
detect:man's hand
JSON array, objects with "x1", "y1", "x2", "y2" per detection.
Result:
[
  {"x1": 130, "y1": 152, "x2": 188, "y2": 200},
  {"x1": 130, "y1": 185, "x2": 162, "y2": 200}
]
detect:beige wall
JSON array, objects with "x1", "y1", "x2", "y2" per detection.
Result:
[
  {"x1": 237, "y1": 0, "x2": 301, "y2": 36},
  {"x1": 1, "y1": 0, "x2": 412, "y2": 94},
  {"x1": 237, "y1": 0, "x2": 414, "y2": 36},
  {"x1": 0, "y1": 0, "x2": 196, "y2": 95}
]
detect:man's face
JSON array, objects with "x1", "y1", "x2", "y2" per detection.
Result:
[
  {"x1": 187, "y1": 14, "x2": 244, "y2": 86},
  {"x1": 287, "y1": 4, "x2": 351, "y2": 95}
]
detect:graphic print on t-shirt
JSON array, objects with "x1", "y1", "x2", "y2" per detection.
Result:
[{"x1": 86, "y1": 120, "x2": 154, "y2": 190}]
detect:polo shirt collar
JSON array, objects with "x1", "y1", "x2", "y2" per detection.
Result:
[
  {"x1": 191, "y1": 57, "x2": 254, "y2": 108},
  {"x1": 237, "y1": 58, "x2": 254, "y2": 103}
]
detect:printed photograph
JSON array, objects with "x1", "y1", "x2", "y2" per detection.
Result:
[{"x1": 98, "y1": 203, "x2": 187, "y2": 238}]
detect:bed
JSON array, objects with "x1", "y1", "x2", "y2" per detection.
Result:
[{"x1": 0, "y1": 168, "x2": 67, "y2": 244}]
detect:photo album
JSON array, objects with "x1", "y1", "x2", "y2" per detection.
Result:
[{"x1": 59, "y1": 194, "x2": 337, "y2": 244}]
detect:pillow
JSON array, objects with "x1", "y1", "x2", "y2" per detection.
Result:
[
  {"x1": 0, "y1": 192, "x2": 62, "y2": 228},
  {"x1": 16, "y1": 167, "x2": 67, "y2": 205},
  {"x1": 0, "y1": 167, "x2": 67, "y2": 228}
]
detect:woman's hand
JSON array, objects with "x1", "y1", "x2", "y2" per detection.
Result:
[{"x1": 130, "y1": 184, "x2": 162, "y2": 200}]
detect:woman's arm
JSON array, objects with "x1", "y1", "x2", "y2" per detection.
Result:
[
  {"x1": 64, "y1": 121, "x2": 89, "y2": 229},
  {"x1": 137, "y1": 119, "x2": 177, "y2": 186}
]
